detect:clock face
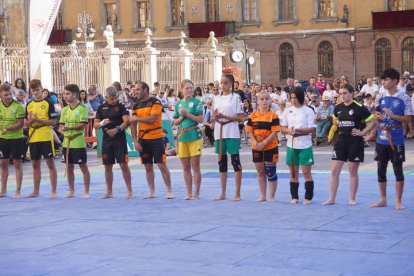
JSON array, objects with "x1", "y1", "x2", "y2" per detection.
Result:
[{"x1": 231, "y1": 50, "x2": 244, "y2": 63}]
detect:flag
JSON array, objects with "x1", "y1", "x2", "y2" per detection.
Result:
[{"x1": 29, "y1": 0, "x2": 62, "y2": 78}]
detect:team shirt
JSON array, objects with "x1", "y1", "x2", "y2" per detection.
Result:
[
  {"x1": 95, "y1": 102, "x2": 129, "y2": 141},
  {"x1": 211, "y1": 93, "x2": 243, "y2": 140},
  {"x1": 246, "y1": 109, "x2": 280, "y2": 151},
  {"x1": 375, "y1": 90, "x2": 412, "y2": 146},
  {"x1": 25, "y1": 98, "x2": 57, "y2": 143},
  {"x1": 281, "y1": 106, "x2": 316, "y2": 149},
  {"x1": 315, "y1": 81, "x2": 327, "y2": 95},
  {"x1": 333, "y1": 101, "x2": 374, "y2": 141},
  {"x1": 173, "y1": 97, "x2": 203, "y2": 142},
  {"x1": 59, "y1": 103, "x2": 89, "y2": 148},
  {"x1": 0, "y1": 100, "x2": 25, "y2": 139},
  {"x1": 131, "y1": 97, "x2": 163, "y2": 139}
]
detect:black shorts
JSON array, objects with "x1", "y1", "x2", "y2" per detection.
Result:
[
  {"x1": 332, "y1": 140, "x2": 364, "y2": 162},
  {"x1": 0, "y1": 138, "x2": 25, "y2": 159},
  {"x1": 30, "y1": 141, "x2": 55, "y2": 160},
  {"x1": 374, "y1": 143, "x2": 405, "y2": 163},
  {"x1": 101, "y1": 139, "x2": 129, "y2": 165},
  {"x1": 252, "y1": 147, "x2": 279, "y2": 163},
  {"x1": 140, "y1": 138, "x2": 166, "y2": 164},
  {"x1": 63, "y1": 148, "x2": 87, "y2": 164}
]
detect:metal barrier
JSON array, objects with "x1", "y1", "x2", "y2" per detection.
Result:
[
  {"x1": 191, "y1": 50, "x2": 211, "y2": 89},
  {"x1": 157, "y1": 49, "x2": 182, "y2": 92},
  {"x1": 119, "y1": 47, "x2": 146, "y2": 88},
  {"x1": 51, "y1": 46, "x2": 105, "y2": 94},
  {"x1": 85, "y1": 118, "x2": 97, "y2": 143},
  {"x1": 0, "y1": 44, "x2": 29, "y2": 85}
]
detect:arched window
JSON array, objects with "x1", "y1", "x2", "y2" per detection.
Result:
[
  {"x1": 402, "y1": 37, "x2": 414, "y2": 74},
  {"x1": 375, "y1": 38, "x2": 391, "y2": 76},
  {"x1": 279, "y1": 43, "x2": 294, "y2": 80},
  {"x1": 318, "y1": 41, "x2": 333, "y2": 78}
]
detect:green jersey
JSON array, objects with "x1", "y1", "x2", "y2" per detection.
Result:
[
  {"x1": 0, "y1": 100, "x2": 25, "y2": 139},
  {"x1": 173, "y1": 97, "x2": 203, "y2": 142},
  {"x1": 59, "y1": 103, "x2": 88, "y2": 148}
]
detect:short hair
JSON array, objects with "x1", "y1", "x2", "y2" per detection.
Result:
[
  {"x1": 64, "y1": 84, "x2": 80, "y2": 94},
  {"x1": 136, "y1": 81, "x2": 150, "y2": 94},
  {"x1": 163, "y1": 128, "x2": 168, "y2": 134},
  {"x1": 234, "y1": 81, "x2": 240, "y2": 85},
  {"x1": 208, "y1": 82, "x2": 214, "y2": 87},
  {"x1": 154, "y1": 82, "x2": 160, "y2": 86},
  {"x1": 275, "y1": 86, "x2": 282, "y2": 92},
  {"x1": 127, "y1": 80, "x2": 133, "y2": 85},
  {"x1": 0, "y1": 83, "x2": 11, "y2": 92},
  {"x1": 309, "y1": 77, "x2": 315, "y2": 80},
  {"x1": 89, "y1": 84, "x2": 96, "y2": 91},
  {"x1": 379, "y1": 68, "x2": 400, "y2": 81},
  {"x1": 16, "y1": 89, "x2": 25, "y2": 95},
  {"x1": 29, "y1": 79, "x2": 42, "y2": 90},
  {"x1": 105, "y1": 86, "x2": 118, "y2": 97}
]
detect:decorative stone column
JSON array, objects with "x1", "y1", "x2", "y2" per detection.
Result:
[
  {"x1": 177, "y1": 32, "x2": 193, "y2": 81},
  {"x1": 102, "y1": 48, "x2": 124, "y2": 90},
  {"x1": 142, "y1": 28, "x2": 159, "y2": 86},
  {"x1": 208, "y1": 51, "x2": 226, "y2": 82},
  {"x1": 40, "y1": 46, "x2": 56, "y2": 91}
]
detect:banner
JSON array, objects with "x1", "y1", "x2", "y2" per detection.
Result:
[{"x1": 29, "y1": 0, "x2": 62, "y2": 78}]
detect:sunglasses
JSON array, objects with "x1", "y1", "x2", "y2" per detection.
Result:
[
  {"x1": 17, "y1": 81, "x2": 23, "y2": 84},
  {"x1": 160, "y1": 92, "x2": 165, "y2": 94}
]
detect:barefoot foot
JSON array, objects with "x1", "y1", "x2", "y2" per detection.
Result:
[
  {"x1": 290, "y1": 199, "x2": 298, "y2": 204},
  {"x1": 396, "y1": 202, "x2": 405, "y2": 210},
  {"x1": 322, "y1": 199, "x2": 336, "y2": 205},
  {"x1": 142, "y1": 193, "x2": 156, "y2": 199},
  {"x1": 62, "y1": 191, "x2": 75, "y2": 198},
  {"x1": 24, "y1": 192, "x2": 39, "y2": 198},
  {"x1": 125, "y1": 193, "x2": 134, "y2": 199},
  {"x1": 11, "y1": 192, "x2": 20, "y2": 199},
  {"x1": 230, "y1": 195, "x2": 241, "y2": 202},
  {"x1": 50, "y1": 192, "x2": 58, "y2": 199},
  {"x1": 256, "y1": 197, "x2": 266, "y2": 202},
  {"x1": 0, "y1": 192, "x2": 7, "y2": 197},
  {"x1": 214, "y1": 194, "x2": 226, "y2": 201},
  {"x1": 166, "y1": 192, "x2": 174, "y2": 199},
  {"x1": 190, "y1": 193, "x2": 199, "y2": 200},
  {"x1": 370, "y1": 199, "x2": 387, "y2": 208},
  {"x1": 99, "y1": 193, "x2": 113, "y2": 199},
  {"x1": 303, "y1": 199, "x2": 312, "y2": 205},
  {"x1": 83, "y1": 192, "x2": 90, "y2": 199},
  {"x1": 184, "y1": 194, "x2": 192, "y2": 200},
  {"x1": 349, "y1": 199, "x2": 357, "y2": 206},
  {"x1": 267, "y1": 197, "x2": 275, "y2": 202}
]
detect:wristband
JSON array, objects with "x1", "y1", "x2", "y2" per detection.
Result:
[
  {"x1": 116, "y1": 126, "x2": 122, "y2": 133},
  {"x1": 99, "y1": 120, "x2": 107, "y2": 127}
]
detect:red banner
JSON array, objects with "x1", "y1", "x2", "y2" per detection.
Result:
[
  {"x1": 372, "y1": 10, "x2": 414, "y2": 29},
  {"x1": 188, "y1": 22, "x2": 226, "y2": 38},
  {"x1": 48, "y1": 30, "x2": 67, "y2": 45}
]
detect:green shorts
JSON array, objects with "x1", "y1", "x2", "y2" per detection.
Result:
[
  {"x1": 286, "y1": 146, "x2": 314, "y2": 166},
  {"x1": 215, "y1": 138, "x2": 241, "y2": 155}
]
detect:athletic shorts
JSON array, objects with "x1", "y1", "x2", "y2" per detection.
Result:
[
  {"x1": 214, "y1": 138, "x2": 241, "y2": 155},
  {"x1": 140, "y1": 138, "x2": 166, "y2": 164},
  {"x1": 101, "y1": 139, "x2": 129, "y2": 165},
  {"x1": 30, "y1": 141, "x2": 55, "y2": 160},
  {"x1": 286, "y1": 146, "x2": 314, "y2": 166},
  {"x1": 63, "y1": 148, "x2": 87, "y2": 164},
  {"x1": 374, "y1": 143, "x2": 405, "y2": 163},
  {"x1": 177, "y1": 139, "x2": 202, "y2": 158},
  {"x1": 252, "y1": 147, "x2": 279, "y2": 163},
  {"x1": 0, "y1": 138, "x2": 25, "y2": 159},
  {"x1": 332, "y1": 140, "x2": 364, "y2": 162}
]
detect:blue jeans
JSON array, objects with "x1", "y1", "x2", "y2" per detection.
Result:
[{"x1": 316, "y1": 119, "x2": 332, "y2": 138}]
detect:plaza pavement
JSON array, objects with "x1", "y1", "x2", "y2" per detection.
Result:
[{"x1": 1, "y1": 140, "x2": 414, "y2": 275}]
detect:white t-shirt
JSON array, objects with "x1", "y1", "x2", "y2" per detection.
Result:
[
  {"x1": 281, "y1": 105, "x2": 316, "y2": 149},
  {"x1": 322, "y1": 90, "x2": 338, "y2": 101},
  {"x1": 212, "y1": 93, "x2": 243, "y2": 139},
  {"x1": 167, "y1": 96, "x2": 176, "y2": 110},
  {"x1": 397, "y1": 83, "x2": 407, "y2": 93},
  {"x1": 272, "y1": 92, "x2": 288, "y2": 104},
  {"x1": 361, "y1": 84, "x2": 379, "y2": 97}
]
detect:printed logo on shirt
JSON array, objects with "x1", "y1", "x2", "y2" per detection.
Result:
[
  {"x1": 349, "y1": 109, "x2": 354, "y2": 115},
  {"x1": 10, "y1": 109, "x2": 15, "y2": 114},
  {"x1": 75, "y1": 111, "x2": 79, "y2": 116},
  {"x1": 41, "y1": 105, "x2": 46, "y2": 109},
  {"x1": 114, "y1": 106, "x2": 119, "y2": 111},
  {"x1": 189, "y1": 102, "x2": 194, "y2": 108},
  {"x1": 48, "y1": 152, "x2": 52, "y2": 156},
  {"x1": 393, "y1": 100, "x2": 400, "y2": 108},
  {"x1": 338, "y1": 121, "x2": 355, "y2": 127}
]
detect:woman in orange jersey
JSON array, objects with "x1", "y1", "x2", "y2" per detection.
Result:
[{"x1": 246, "y1": 92, "x2": 280, "y2": 202}]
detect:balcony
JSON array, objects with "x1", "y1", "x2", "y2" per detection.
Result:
[{"x1": 372, "y1": 9, "x2": 414, "y2": 29}]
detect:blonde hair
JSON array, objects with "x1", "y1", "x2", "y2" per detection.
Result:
[{"x1": 180, "y1": 79, "x2": 194, "y2": 89}]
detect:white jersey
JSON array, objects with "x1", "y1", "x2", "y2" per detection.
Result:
[
  {"x1": 281, "y1": 105, "x2": 316, "y2": 149},
  {"x1": 212, "y1": 93, "x2": 243, "y2": 139},
  {"x1": 272, "y1": 92, "x2": 288, "y2": 103}
]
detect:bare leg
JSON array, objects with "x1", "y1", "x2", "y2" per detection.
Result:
[
  {"x1": 190, "y1": 155, "x2": 201, "y2": 200},
  {"x1": 24, "y1": 159, "x2": 41, "y2": 198},
  {"x1": 11, "y1": 159, "x2": 23, "y2": 199},
  {"x1": 180, "y1": 157, "x2": 192, "y2": 200},
  {"x1": 254, "y1": 162, "x2": 266, "y2": 202},
  {"x1": 100, "y1": 164, "x2": 114, "y2": 199},
  {"x1": 0, "y1": 159, "x2": 9, "y2": 197},
  {"x1": 63, "y1": 163, "x2": 76, "y2": 198},
  {"x1": 214, "y1": 172, "x2": 227, "y2": 200},
  {"x1": 322, "y1": 160, "x2": 345, "y2": 205},
  {"x1": 157, "y1": 162, "x2": 173, "y2": 199},
  {"x1": 231, "y1": 171, "x2": 242, "y2": 201},
  {"x1": 143, "y1": 163, "x2": 156, "y2": 199},
  {"x1": 79, "y1": 163, "x2": 90, "y2": 199},
  {"x1": 348, "y1": 162, "x2": 360, "y2": 205},
  {"x1": 45, "y1": 158, "x2": 58, "y2": 199},
  {"x1": 119, "y1": 163, "x2": 133, "y2": 199},
  {"x1": 396, "y1": 180, "x2": 405, "y2": 210},
  {"x1": 370, "y1": 182, "x2": 387, "y2": 207}
]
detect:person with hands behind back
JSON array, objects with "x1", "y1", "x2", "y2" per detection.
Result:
[{"x1": 94, "y1": 87, "x2": 133, "y2": 199}]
